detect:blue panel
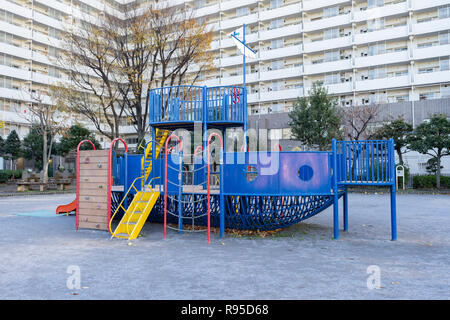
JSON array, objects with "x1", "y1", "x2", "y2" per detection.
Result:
[
  {"x1": 124, "y1": 155, "x2": 143, "y2": 193},
  {"x1": 223, "y1": 152, "x2": 331, "y2": 195},
  {"x1": 278, "y1": 152, "x2": 331, "y2": 195}
]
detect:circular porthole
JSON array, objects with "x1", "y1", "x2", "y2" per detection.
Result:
[
  {"x1": 298, "y1": 165, "x2": 314, "y2": 181},
  {"x1": 246, "y1": 165, "x2": 258, "y2": 182}
]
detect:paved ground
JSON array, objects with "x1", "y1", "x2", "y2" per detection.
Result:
[{"x1": 0, "y1": 192, "x2": 448, "y2": 300}]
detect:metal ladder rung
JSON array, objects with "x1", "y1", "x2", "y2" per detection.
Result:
[{"x1": 115, "y1": 233, "x2": 130, "y2": 237}]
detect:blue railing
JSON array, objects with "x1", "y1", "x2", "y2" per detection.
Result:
[
  {"x1": 149, "y1": 85, "x2": 246, "y2": 125},
  {"x1": 335, "y1": 139, "x2": 395, "y2": 185}
]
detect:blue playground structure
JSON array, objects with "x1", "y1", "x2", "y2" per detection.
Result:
[{"x1": 106, "y1": 84, "x2": 397, "y2": 242}]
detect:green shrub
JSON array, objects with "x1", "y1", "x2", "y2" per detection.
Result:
[
  {"x1": 413, "y1": 175, "x2": 450, "y2": 189},
  {"x1": 0, "y1": 170, "x2": 23, "y2": 183}
]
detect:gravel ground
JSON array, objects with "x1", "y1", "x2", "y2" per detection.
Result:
[{"x1": 0, "y1": 192, "x2": 448, "y2": 300}]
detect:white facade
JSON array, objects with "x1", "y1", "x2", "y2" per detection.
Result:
[
  {"x1": 0, "y1": 0, "x2": 450, "y2": 146},
  {"x1": 187, "y1": 0, "x2": 450, "y2": 119}
]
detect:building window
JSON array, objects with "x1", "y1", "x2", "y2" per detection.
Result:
[
  {"x1": 368, "y1": 18, "x2": 385, "y2": 32},
  {"x1": 368, "y1": 0, "x2": 384, "y2": 9},
  {"x1": 441, "y1": 86, "x2": 450, "y2": 98},
  {"x1": 270, "y1": 38, "x2": 284, "y2": 50},
  {"x1": 419, "y1": 92, "x2": 438, "y2": 100},
  {"x1": 270, "y1": 0, "x2": 284, "y2": 9},
  {"x1": 324, "y1": 50, "x2": 339, "y2": 62},
  {"x1": 269, "y1": 129, "x2": 282, "y2": 140},
  {"x1": 325, "y1": 73, "x2": 340, "y2": 85},
  {"x1": 368, "y1": 67, "x2": 386, "y2": 80},
  {"x1": 438, "y1": 5, "x2": 450, "y2": 19},
  {"x1": 270, "y1": 18, "x2": 284, "y2": 30},
  {"x1": 440, "y1": 58, "x2": 450, "y2": 71},
  {"x1": 324, "y1": 28, "x2": 339, "y2": 40},
  {"x1": 439, "y1": 31, "x2": 450, "y2": 45},
  {"x1": 369, "y1": 43, "x2": 386, "y2": 56},
  {"x1": 323, "y1": 6, "x2": 339, "y2": 18},
  {"x1": 236, "y1": 7, "x2": 249, "y2": 18}
]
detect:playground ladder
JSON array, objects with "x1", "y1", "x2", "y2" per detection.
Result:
[
  {"x1": 111, "y1": 189, "x2": 160, "y2": 240},
  {"x1": 142, "y1": 128, "x2": 170, "y2": 186}
]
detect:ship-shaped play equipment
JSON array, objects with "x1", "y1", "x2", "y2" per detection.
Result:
[{"x1": 102, "y1": 85, "x2": 398, "y2": 242}]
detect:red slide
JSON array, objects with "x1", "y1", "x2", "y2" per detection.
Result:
[{"x1": 56, "y1": 199, "x2": 77, "y2": 215}]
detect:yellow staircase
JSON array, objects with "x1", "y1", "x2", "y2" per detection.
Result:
[
  {"x1": 142, "y1": 128, "x2": 170, "y2": 186},
  {"x1": 111, "y1": 189, "x2": 160, "y2": 240},
  {"x1": 110, "y1": 128, "x2": 170, "y2": 240}
]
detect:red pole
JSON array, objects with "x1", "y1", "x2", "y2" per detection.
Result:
[
  {"x1": 164, "y1": 134, "x2": 182, "y2": 239},
  {"x1": 273, "y1": 143, "x2": 282, "y2": 151},
  {"x1": 206, "y1": 133, "x2": 223, "y2": 244},
  {"x1": 107, "y1": 138, "x2": 128, "y2": 232},
  {"x1": 76, "y1": 140, "x2": 96, "y2": 230}
]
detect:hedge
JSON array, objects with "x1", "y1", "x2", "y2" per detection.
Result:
[
  {"x1": 0, "y1": 170, "x2": 22, "y2": 183},
  {"x1": 413, "y1": 175, "x2": 450, "y2": 189}
]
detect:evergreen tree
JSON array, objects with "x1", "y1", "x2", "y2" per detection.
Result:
[
  {"x1": 373, "y1": 117, "x2": 413, "y2": 165},
  {"x1": 289, "y1": 82, "x2": 342, "y2": 151},
  {"x1": 4, "y1": 130, "x2": 21, "y2": 161},
  {"x1": 56, "y1": 125, "x2": 101, "y2": 156},
  {"x1": 408, "y1": 114, "x2": 450, "y2": 189}
]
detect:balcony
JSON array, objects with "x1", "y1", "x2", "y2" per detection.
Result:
[
  {"x1": 304, "y1": 13, "x2": 352, "y2": 33},
  {"x1": 414, "y1": 44, "x2": 450, "y2": 61},
  {"x1": 220, "y1": 55, "x2": 248, "y2": 68},
  {"x1": 0, "y1": 43, "x2": 31, "y2": 60},
  {"x1": 259, "y1": 88, "x2": 304, "y2": 102},
  {"x1": 303, "y1": 0, "x2": 350, "y2": 12},
  {"x1": 304, "y1": 59, "x2": 352, "y2": 75},
  {"x1": 33, "y1": 11, "x2": 64, "y2": 31},
  {"x1": 260, "y1": 66, "x2": 302, "y2": 81},
  {"x1": 220, "y1": 72, "x2": 258, "y2": 86},
  {"x1": 414, "y1": 70, "x2": 450, "y2": 86},
  {"x1": 0, "y1": 65, "x2": 30, "y2": 81},
  {"x1": 355, "y1": 75, "x2": 410, "y2": 92},
  {"x1": 221, "y1": 0, "x2": 257, "y2": 12},
  {"x1": 259, "y1": 3, "x2": 302, "y2": 22},
  {"x1": 0, "y1": 21, "x2": 32, "y2": 39},
  {"x1": 220, "y1": 13, "x2": 258, "y2": 31},
  {"x1": 194, "y1": 4, "x2": 220, "y2": 18},
  {"x1": 259, "y1": 44, "x2": 303, "y2": 61},
  {"x1": 353, "y1": 1, "x2": 408, "y2": 22},
  {"x1": 34, "y1": 0, "x2": 70, "y2": 15},
  {"x1": 412, "y1": 0, "x2": 450, "y2": 11},
  {"x1": 354, "y1": 51, "x2": 409, "y2": 69},
  {"x1": 0, "y1": 0, "x2": 32, "y2": 20},
  {"x1": 259, "y1": 24, "x2": 302, "y2": 41},
  {"x1": 304, "y1": 36, "x2": 352, "y2": 53},
  {"x1": 412, "y1": 18, "x2": 450, "y2": 36},
  {"x1": 354, "y1": 25, "x2": 408, "y2": 45}
]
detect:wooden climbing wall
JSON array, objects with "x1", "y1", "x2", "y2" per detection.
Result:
[{"x1": 78, "y1": 149, "x2": 109, "y2": 230}]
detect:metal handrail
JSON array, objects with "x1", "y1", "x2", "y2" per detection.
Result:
[
  {"x1": 125, "y1": 176, "x2": 161, "y2": 236},
  {"x1": 109, "y1": 175, "x2": 143, "y2": 237}
]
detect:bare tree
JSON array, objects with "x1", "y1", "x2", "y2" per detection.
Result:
[
  {"x1": 104, "y1": 3, "x2": 213, "y2": 142},
  {"x1": 342, "y1": 104, "x2": 381, "y2": 141},
  {"x1": 56, "y1": 15, "x2": 126, "y2": 140},
  {"x1": 17, "y1": 86, "x2": 67, "y2": 183}
]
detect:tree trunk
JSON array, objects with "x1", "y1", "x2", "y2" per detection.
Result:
[
  {"x1": 436, "y1": 154, "x2": 441, "y2": 189},
  {"x1": 396, "y1": 147, "x2": 403, "y2": 165},
  {"x1": 42, "y1": 131, "x2": 49, "y2": 184}
]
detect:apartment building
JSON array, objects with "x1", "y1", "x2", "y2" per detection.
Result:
[
  {"x1": 0, "y1": 0, "x2": 124, "y2": 146},
  {"x1": 1, "y1": 0, "x2": 450, "y2": 152}
]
